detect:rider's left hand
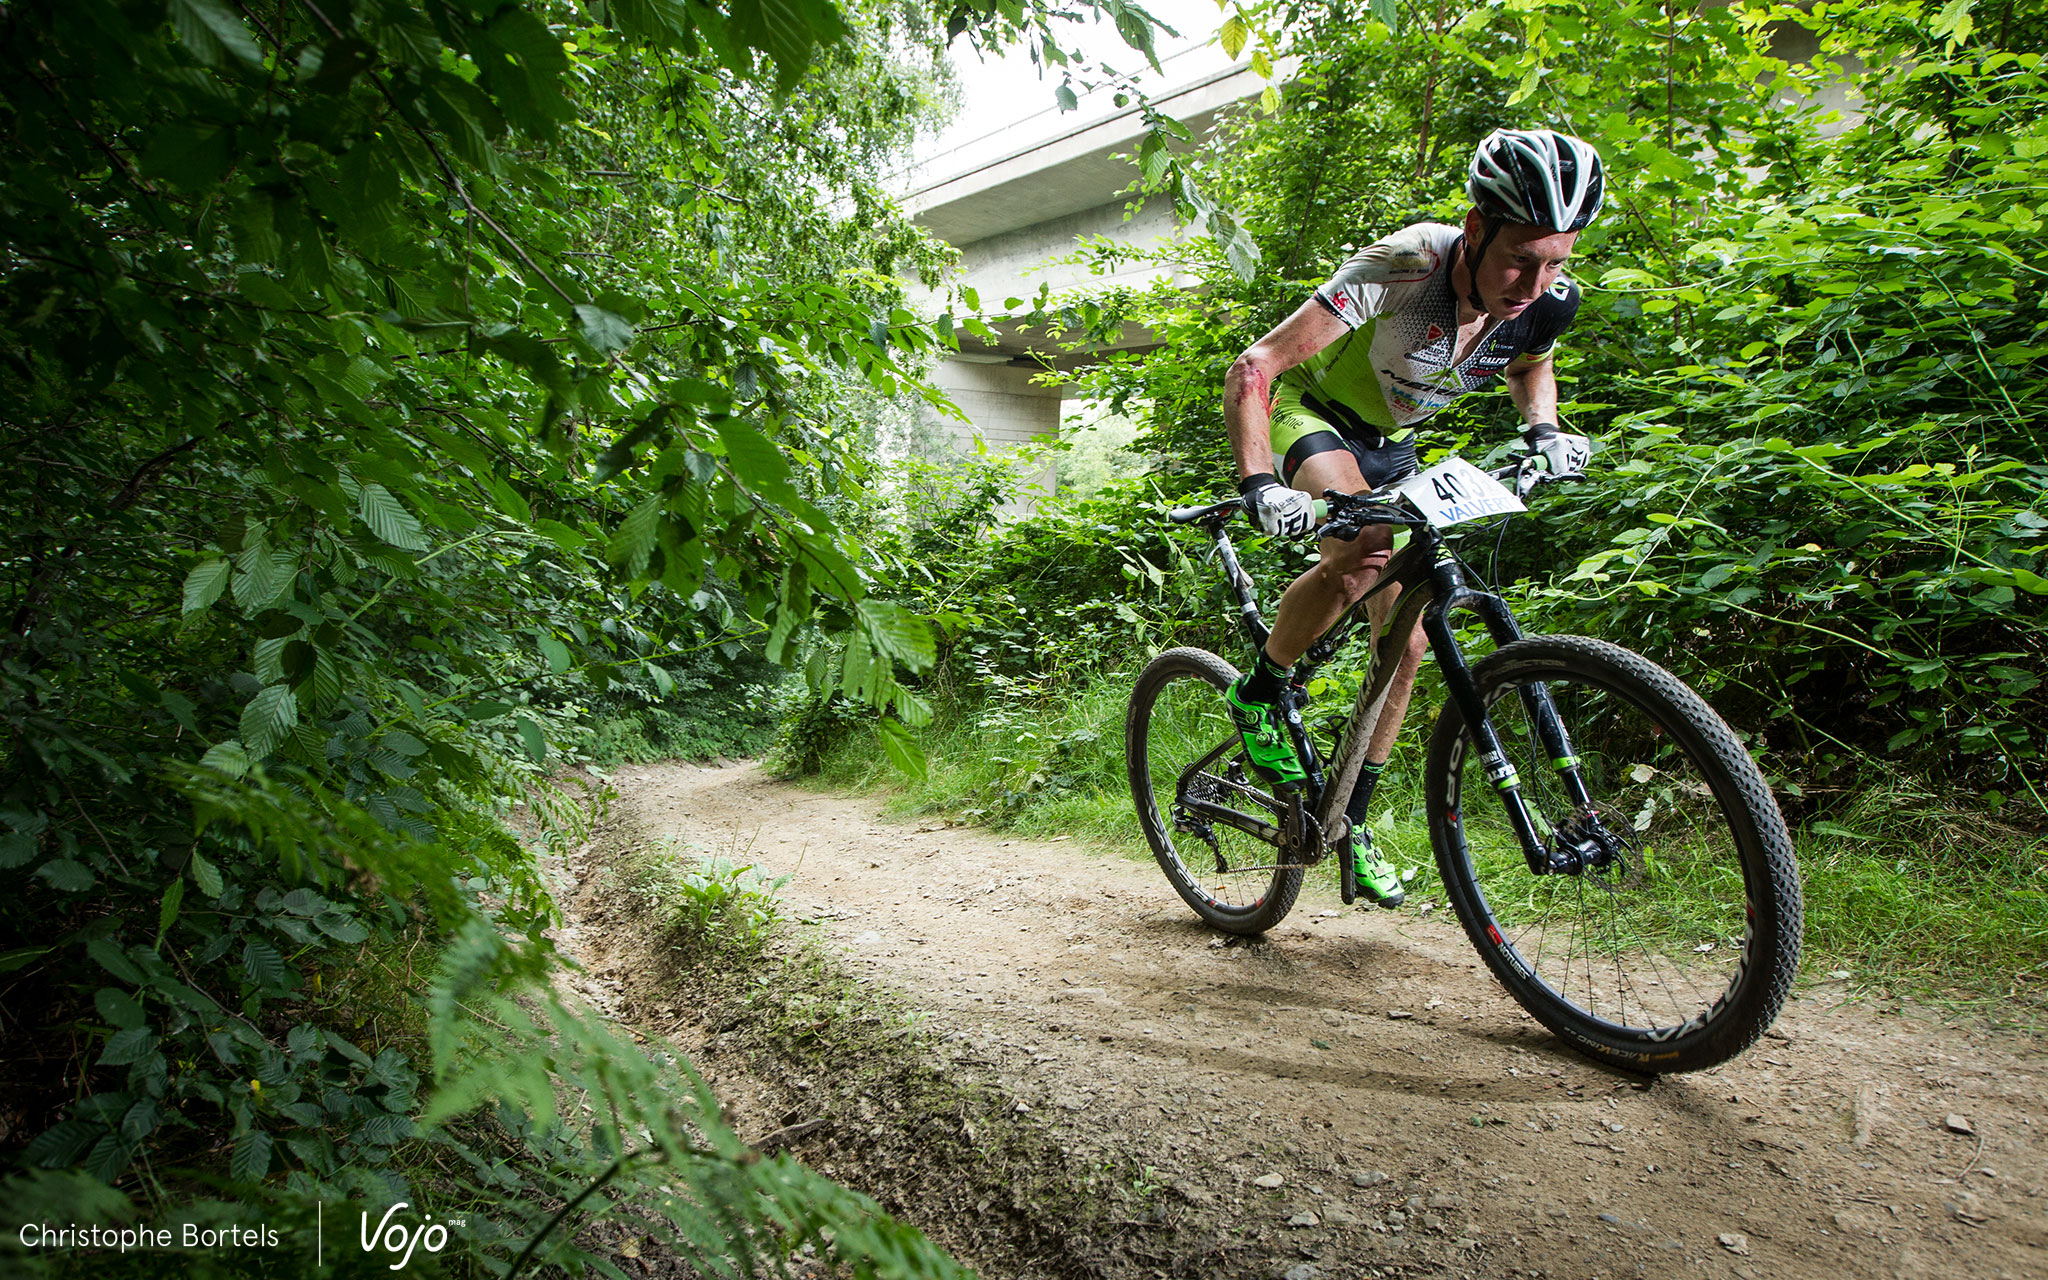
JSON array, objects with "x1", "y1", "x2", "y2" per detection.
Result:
[{"x1": 1518, "y1": 423, "x2": 1592, "y2": 495}]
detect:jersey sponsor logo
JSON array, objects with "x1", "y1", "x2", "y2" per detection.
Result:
[
  {"x1": 1390, "y1": 371, "x2": 1455, "y2": 394},
  {"x1": 1549, "y1": 276, "x2": 1573, "y2": 299},
  {"x1": 1332, "y1": 292, "x2": 1352, "y2": 312},
  {"x1": 1407, "y1": 334, "x2": 1453, "y2": 364},
  {"x1": 1383, "y1": 371, "x2": 1456, "y2": 417},
  {"x1": 1382, "y1": 245, "x2": 1440, "y2": 282},
  {"x1": 1408, "y1": 324, "x2": 1458, "y2": 361}
]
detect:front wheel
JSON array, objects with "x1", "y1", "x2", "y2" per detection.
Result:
[
  {"x1": 1427, "y1": 636, "x2": 1802, "y2": 1073},
  {"x1": 1127, "y1": 647, "x2": 1304, "y2": 935}
]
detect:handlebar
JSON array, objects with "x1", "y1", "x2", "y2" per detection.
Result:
[
  {"x1": 1166, "y1": 497, "x2": 1241, "y2": 525},
  {"x1": 1169, "y1": 458, "x2": 1583, "y2": 538},
  {"x1": 1166, "y1": 496, "x2": 1332, "y2": 526},
  {"x1": 1314, "y1": 460, "x2": 1537, "y2": 542}
]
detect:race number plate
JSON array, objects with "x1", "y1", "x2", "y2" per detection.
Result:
[{"x1": 1394, "y1": 457, "x2": 1526, "y2": 528}]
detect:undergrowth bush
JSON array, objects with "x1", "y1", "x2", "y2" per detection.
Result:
[
  {"x1": 769, "y1": 688, "x2": 872, "y2": 777},
  {"x1": 581, "y1": 680, "x2": 783, "y2": 767},
  {"x1": 0, "y1": 0, "x2": 1006, "y2": 1270},
  {"x1": 635, "y1": 845, "x2": 791, "y2": 964},
  {"x1": 804, "y1": 412, "x2": 2047, "y2": 1001}
]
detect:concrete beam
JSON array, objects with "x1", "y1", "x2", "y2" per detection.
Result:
[
  {"x1": 904, "y1": 61, "x2": 1272, "y2": 247},
  {"x1": 928, "y1": 359, "x2": 1068, "y2": 451}
]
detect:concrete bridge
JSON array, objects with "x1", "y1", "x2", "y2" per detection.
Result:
[{"x1": 897, "y1": 47, "x2": 1267, "y2": 457}]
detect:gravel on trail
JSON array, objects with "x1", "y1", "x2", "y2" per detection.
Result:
[{"x1": 549, "y1": 760, "x2": 2047, "y2": 1280}]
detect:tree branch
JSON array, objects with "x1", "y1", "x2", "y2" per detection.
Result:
[
  {"x1": 1, "y1": 436, "x2": 200, "y2": 667},
  {"x1": 112, "y1": 437, "x2": 202, "y2": 511},
  {"x1": 294, "y1": 0, "x2": 584, "y2": 309}
]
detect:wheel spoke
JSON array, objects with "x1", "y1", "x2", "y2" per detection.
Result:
[
  {"x1": 1431, "y1": 637, "x2": 1800, "y2": 1070},
  {"x1": 1129, "y1": 650, "x2": 1305, "y2": 935}
]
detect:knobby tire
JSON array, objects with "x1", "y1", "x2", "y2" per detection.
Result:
[
  {"x1": 1127, "y1": 647, "x2": 1305, "y2": 935},
  {"x1": 1427, "y1": 636, "x2": 1802, "y2": 1073}
]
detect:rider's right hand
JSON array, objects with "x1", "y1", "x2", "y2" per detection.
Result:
[
  {"x1": 1521, "y1": 423, "x2": 1591, "y2": 474},
  {"x1": 1238, "y1": 473, "x2": 1317, "y2": 537}
]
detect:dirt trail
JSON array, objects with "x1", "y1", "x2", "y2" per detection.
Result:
[{"x1": 569, "y1": 760, "x2": 2045, "y2": 1280}]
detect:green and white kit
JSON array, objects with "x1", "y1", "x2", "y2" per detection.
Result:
[{"x1": 1271, "y1": 222, "x2": 1581, "y2": 484}]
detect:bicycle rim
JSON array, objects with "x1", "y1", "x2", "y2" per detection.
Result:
[
  {"x1": 1128, "y1": 648, "x2": 1303, "y2": 935},
  {"x1": 1430, "y1": 636, "x2": 1800, "y2": 1071}
]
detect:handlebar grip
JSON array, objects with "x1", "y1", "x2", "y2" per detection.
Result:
[
  {"x1": 1167, "y1": 496, "x2": 1329, "y2": 530},
  {"x1": 1167, "y1": 498, "x2": 1241, "y2": 524}
]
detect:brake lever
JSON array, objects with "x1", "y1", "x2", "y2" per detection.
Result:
[
  {"x1": 1316, "y1": 488, "x2": 1368, "y2": 542},
  {"x1": 1515, "y1": 460, "x2": 1591, "y2": 498}
]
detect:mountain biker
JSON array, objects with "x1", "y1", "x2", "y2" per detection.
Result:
[{"x1": 1222, "y1": 128, "x2": 1602, "y2": 909}]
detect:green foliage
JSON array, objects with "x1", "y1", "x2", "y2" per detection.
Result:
[
  {"x1": 578, "y1": 643, "x2": 784, "y2": 764},
  {"x1": 0, "y1": 0, "x2": 1206, "y2": 1268},
  {"x1": 584, "y1": 700, "x2": 778, "y2": 765},
  {"x1": 769, "y1": 687, "x2": 871, "y2": 775},
  {"x1": 3, "y1": 0, "x2": 1248, "y2": 1256},
  {"x1": 413, "y1": 927, "x2": 974, "y2": 1280},
  {"x1": 796, "y1": 454, "x2": 1311, "y2": 811},
  {"x1": 1791, "y1": 771, "x2": 2048, "y2": 994},
  {"x1": 627, "y1": 842, "x2": 792, "y2": 962},
  {"x1": 1051, "y1": 0, "x2": 2048, "y2": 817}
]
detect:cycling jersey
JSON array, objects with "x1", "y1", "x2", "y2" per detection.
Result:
[{"x1": 1271, "y1": 222, "x2": 1579, "y2": 476}]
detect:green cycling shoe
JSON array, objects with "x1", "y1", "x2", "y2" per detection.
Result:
[
  {"x1": 1351, "y1": 829, "x2": 1405, "y2": 908},
  {"x1": 1224, "y1": 677, "x2": 1307, "y2": 788}
]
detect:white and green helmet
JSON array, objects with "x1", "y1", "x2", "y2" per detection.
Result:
[{"x1": 1467, "y1": 129, "x2": 1605, "y2": 232}]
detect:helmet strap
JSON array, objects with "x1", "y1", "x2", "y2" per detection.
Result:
[{"x1": 1463, "y1": 216, "x2": 1505, "y2": 313}]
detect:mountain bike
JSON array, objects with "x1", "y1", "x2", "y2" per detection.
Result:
[{"x1": 1124, "y1": 456, "x2": 1803, "y2": 1073}]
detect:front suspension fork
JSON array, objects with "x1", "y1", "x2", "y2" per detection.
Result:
[{"x1": 1426, "y1": 610, "x2": 1596, "y2": 875}]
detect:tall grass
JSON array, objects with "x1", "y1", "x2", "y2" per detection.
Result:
[
  {"x1": 1793, "y1": 776, "x2": 2048, "y2": 1003},
  {"x1": 810, "y1": 677, "x2": 1145, "y2": 852},
  {"x1": 801, "y1": 674, "x2": 1449, "y2": 904},
  {"x1": 794, "y1": 675, "x2": 2048, "y2": 1012}
]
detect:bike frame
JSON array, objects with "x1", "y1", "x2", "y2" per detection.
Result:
[{"x1": 1183, "y1": 500, "x2": 1600, "y2": 879}]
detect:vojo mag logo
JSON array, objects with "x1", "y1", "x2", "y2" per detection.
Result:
[{"x1": 357, "y1": 1201, "x2": 459, "y2": 1270}]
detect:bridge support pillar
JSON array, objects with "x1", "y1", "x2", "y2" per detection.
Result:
[
  {"x1": 931, "y1": 358, "x2": 1064, "y2": 451},
  {"x1": 927, "y1": 358, "x2": 1067, "y2": 508}
]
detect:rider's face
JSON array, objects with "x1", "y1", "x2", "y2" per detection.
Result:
[{"x1": 1464, "y1": 210, "x2": 1579, "y2": 321}]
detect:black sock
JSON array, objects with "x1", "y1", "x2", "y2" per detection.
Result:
[
  {"x1": 1346, "y1": 760, "x2": 1387, "y2": 829},
  {"x1": 1237, "y1": 646, "x2": 1291, "y2": 704}
]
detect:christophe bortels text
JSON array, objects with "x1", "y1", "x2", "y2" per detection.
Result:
[{"x1": 18, "y1": 1221, "x2": 282, "y2": 1252}]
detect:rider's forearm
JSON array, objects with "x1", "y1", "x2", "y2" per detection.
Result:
[
  {"x1": 1224, "y1": 353, "x2": 1278, "y2": 480},
  {"x1": 1504, "y1": 359, "x2": 1560, "y2": 427},
  {"x1": 1227, "y1": 301, "x2": 1351, "y2": 479}
]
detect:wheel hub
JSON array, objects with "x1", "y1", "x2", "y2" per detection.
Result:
[{"x1": 1548, "y1": 811, "x2": 1627, "y2": 875}]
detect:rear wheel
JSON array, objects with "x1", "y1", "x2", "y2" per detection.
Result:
[
  {"x1": 1127, "y1": 647, "x2": 1304, "y2": 935},
  {"x1": 1427, "y1": 636, "x2": 1802, "y2": 1073}
]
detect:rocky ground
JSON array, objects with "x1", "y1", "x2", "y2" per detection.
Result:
[{"x1": 548, "y1": 759, "x2": 2047, "y2": 1280}]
